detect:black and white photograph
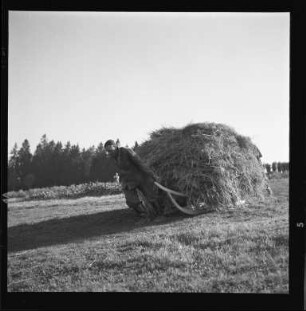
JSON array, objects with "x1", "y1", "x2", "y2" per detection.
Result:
[{"x1": 2, "y1": 7, "x2": 303, "y2": 309}]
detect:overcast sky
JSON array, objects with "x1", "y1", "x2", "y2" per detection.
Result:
[{"x1": 8, "y1": 11, "x2": 289, "y2": 163}]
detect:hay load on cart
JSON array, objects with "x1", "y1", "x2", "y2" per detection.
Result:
[{"x1": 136, "y1": 122, "x2": 269, "y2": 215}]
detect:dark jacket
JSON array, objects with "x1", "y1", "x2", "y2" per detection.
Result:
[{"x1": 111, "y1": 147, "x2": 156, "y2": 188}]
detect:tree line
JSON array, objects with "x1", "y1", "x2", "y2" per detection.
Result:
[
  {"x1": 7, "y1": 134, "x2": 288, "y2": 191},
  {"x1": 7, "y1": 135, "x2": 139, "y2": 191},
  {"x1": 263, "y1": 162, "x2": 289, "y2": 175}
]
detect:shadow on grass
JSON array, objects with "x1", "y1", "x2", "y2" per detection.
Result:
[{"x1": 8, "y1": 208, "x2": 185, "y2": 253}]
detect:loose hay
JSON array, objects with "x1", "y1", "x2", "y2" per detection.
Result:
[{"x1": 137, "y1": 122, "x2": 267, "y2": 214}]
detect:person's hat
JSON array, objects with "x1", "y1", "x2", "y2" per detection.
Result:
[{"x1": 104, "y1": 139, "x2": 116, "y2": 149}]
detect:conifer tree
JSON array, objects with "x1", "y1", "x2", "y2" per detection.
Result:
[
  {"x1": 8, "y1": 143, "x2": 20, "y2": 190},
  {"x1": 18, "y1": 139, "x2": 33, "y2": 188}
]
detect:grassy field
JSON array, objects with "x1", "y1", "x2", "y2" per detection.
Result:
[{"x1": 7, "y1": 178, "x2": 289, "y2": 293}]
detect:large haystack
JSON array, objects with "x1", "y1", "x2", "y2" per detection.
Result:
[{"x1": 137, "y1": 122, "x2": 267, "y2": 213}]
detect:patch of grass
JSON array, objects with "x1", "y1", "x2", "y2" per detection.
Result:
[
  {"x1": 7, "y1": 179, "x2": 289, "y2": 293},
  {"x1": 268, "y1": 171, "x2": 289, "y2": 179}
]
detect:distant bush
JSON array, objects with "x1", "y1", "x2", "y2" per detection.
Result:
[
  {"x1": 4, "y1": 189, "x2": 27, "y2": 199},
  {"x1": 5, "y1": 182, "x2": 122, "y2": 201}
]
